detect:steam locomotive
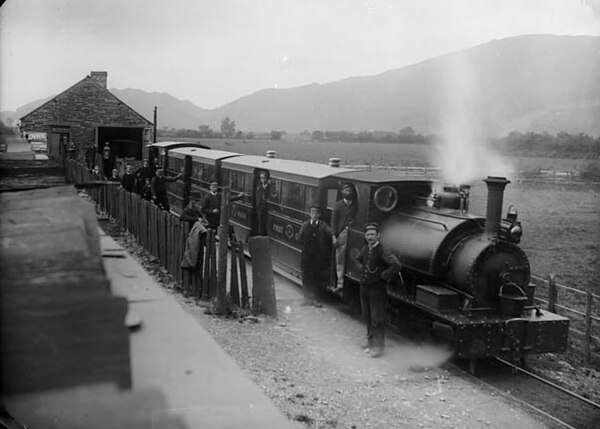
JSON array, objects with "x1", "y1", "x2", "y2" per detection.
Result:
[{"x1": 149, "y1": 142, "x2": 570, "y2": 367}]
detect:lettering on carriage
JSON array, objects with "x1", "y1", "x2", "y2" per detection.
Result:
[{"x1": 271, "y1": 218, "x2": 300, "y2": 244}]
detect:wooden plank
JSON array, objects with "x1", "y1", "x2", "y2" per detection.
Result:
[
  {"x1": 229, "y1": 236, "x2": 240, "y2": 307},
  {"x1": 238, "y1": 241, "x2": 249, "y2": 309}
]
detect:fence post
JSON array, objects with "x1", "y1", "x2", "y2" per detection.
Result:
[
  {"x1": 229, "y1": 233, "x2": 240, "y2": 308},
  {"x1": 585, "y1": 290, "x2": 593, "y2": 363},
  {"x1": 238, "y1": 241, "x2": 249, "y2": 309},
  {"x1": 547, "y1": 273, "x2": 557, "y2": 313},
  {"x1": 215, "y1": 187, "x2": 230, "y2": 315}
]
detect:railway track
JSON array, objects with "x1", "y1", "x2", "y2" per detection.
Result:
[{"x1": 460, "y1": 358, "x2": 600, "y2": 429}]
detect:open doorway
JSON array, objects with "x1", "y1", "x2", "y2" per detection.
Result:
[{"x1": 96, "y1": 127, "x2": 144, "y2": 159}]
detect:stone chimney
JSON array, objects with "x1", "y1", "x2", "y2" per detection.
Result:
[{"x1": 90, "y1": 71, "x2": 108, "y2": 88}]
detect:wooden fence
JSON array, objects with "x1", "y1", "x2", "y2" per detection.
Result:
[
  {"x1": 66, "y1": 160, "x2": 249, "y2": 305},
  {"x1": 531, "y1": 274, "x2": 600, "y2": 364},
  {"x1": 67, "y1": 160, "x2": 599, "y2": 362}
]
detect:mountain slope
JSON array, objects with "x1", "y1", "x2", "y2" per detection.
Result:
[
  {"x1": 4, "y1": 35, "x2": 599, "y2": 136},
  {"x1": 212, "y1": 34, "x2": 600, "y2": 135}
]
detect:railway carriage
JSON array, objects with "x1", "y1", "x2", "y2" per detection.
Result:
[
  {"x1": 168, "y1": 147, "x2": 240, "y2": 214},
  {"x1": 221, "y1": 155, "x2": 353, "y2": 280},
  {"x1": 147, "y1": 141, "x2": 209, "y2": 173}
]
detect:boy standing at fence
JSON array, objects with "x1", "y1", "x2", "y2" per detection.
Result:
[{"x1": 201, "y1": 181, "x2": 244, "y2": 230}]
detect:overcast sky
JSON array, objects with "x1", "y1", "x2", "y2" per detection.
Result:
[{"x1": 1, "y1": 0, "x2": 599, "y2": 112}]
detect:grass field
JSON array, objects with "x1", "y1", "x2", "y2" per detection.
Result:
[{"x1": 159, "y1": 137, "x2": 600, "y2": 293}]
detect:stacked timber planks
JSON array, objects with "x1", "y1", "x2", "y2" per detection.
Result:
[{"x1": 0, "y1": 185, "x2": 131, "y2": 394}]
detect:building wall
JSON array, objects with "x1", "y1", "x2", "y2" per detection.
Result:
[{"x1": 20, "y1": 77, "x2": 152, "y2": 163}]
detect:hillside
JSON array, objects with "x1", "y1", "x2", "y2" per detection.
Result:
[
  {"x1": 3, "y1": 35, "x2": 599, "y2": 136},
  {"x1": 212, "y1": 34, "x2": 600, "y2": 135}
]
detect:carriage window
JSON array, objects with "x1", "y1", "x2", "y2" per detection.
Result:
[
  {"x1": 281, "y1": 181, "x2": 305, "y2": 211},
  {"x1": 168, "y1": 157, "x2": 183, "y2": 174},
  {"x1": 202, "y1": 165, "x2": 215, "y2": 182},
  {"x1": 269, "y1": 178, "x2": 282, "y2": 204},
  {"x1": 374, "y1": 185, "x2": 398, "y2": 212},
  {"x1": 192, "y1": 163, "x2": 203, "y2": 180},
  {"x1": 230, "y1": 171, "x2": 245, "y2": 193},
  {"x1": 305, "y1": 187, "x2": 319, "y2": 211}
]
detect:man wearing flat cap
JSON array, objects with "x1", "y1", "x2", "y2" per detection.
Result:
[
  {"x1": 298, "y1": 205, "x2": 332, "y2": 307},
  {"x1": 151, "y1": 167, "x2": 182, "y2": 211},
  {"x1": 352, "y1": 221, "x2": 400, "y2": 358},
  {"x1": 331, "y1": 182, "x2": 358, "y2": 292},
  {"x1": 201, "y1": 181, "x2": 244, "y2": 231}
]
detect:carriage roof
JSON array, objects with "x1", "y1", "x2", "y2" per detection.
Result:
[
  {"x1": 332, "y1": 170, "x2": 434, "y2": 185},
  {"x1": 148, "y1": 141, "x2": 209, "y2": 150},
  {"x1": 221, "y1": 155, "x2": 354, "y2": 179},
  {"x1": 169, "y1": 147, "x2": 240, "y2": 162}
]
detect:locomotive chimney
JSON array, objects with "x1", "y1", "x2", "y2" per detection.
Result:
[{"x1": 483, "y1": 176, "x2": 510, "y2": 235}]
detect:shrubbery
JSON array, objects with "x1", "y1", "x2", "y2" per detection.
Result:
[{"x1": 494, "y1": 131, "x2": 600, "y2": 159}]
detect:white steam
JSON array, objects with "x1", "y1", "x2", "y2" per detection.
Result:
[{"x1": 433, "y1": 52, "x2": 512, "y2": 184}]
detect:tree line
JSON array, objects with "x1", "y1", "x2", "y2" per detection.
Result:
[
  {"x1": 157, "y1": 117, "x2": 285, "y2": 141},
  {"x1": 494, "y1": 131, "x2": 600, "y2": 159}
]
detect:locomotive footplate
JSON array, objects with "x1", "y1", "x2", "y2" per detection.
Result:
[{"x1": 389, "y1": 291, "x2": 570, "y2": 359}]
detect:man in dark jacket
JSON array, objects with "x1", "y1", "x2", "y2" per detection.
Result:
[
  {"x1": 201, "y1": 181, "x2": 244, "y2": 230},
  {"x1": 108, "y1": 169, "x2": 120, "y2": 182},
  {"x1": 135, "y1": 159, "x2": 154, "y2": 194},
  {"x1": 352, "y1": 222, "x2": 400, "y2": 358},
  {"x1": 180, "y1": 193, "x2": 206, "y2": 226},
  {"x1": 120, "y1": 164, "x2": 136, "y2": 192},
  {"x1": 151, "y1": 168, "x2": 181, "y2": 211},
  {"x1": 298, "y1": 206, "x2": 332, "y2": 307},
  {"x1": 254, "y1": 170, "x2": 272, "y2": 236},
  {"x1": 331, "y1": 183, "x2": 357, "y2": 292}
]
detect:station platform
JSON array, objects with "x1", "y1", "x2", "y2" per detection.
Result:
[{"x1": 3, "y1": 229, "x2": 300, "y2": 429}]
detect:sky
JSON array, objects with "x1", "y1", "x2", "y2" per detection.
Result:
[{"x1": 1, "y1": 0, "x2": 599, "y2": 112}]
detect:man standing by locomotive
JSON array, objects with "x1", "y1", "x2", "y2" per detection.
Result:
[
  {"x1": 151, "y1": 168, "x2": 182, "y2": 211},
  {"x1": 298, "y1": 206, "x2": 332, "y2": 308},
  {"x1": 353, "y1": 222, "x2": 400, "y2": 358},
  {"x1": 331, "y1": 183, "x2": 357, "y2": 292}
]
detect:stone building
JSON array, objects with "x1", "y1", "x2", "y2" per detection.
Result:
[{"x1": 20, "y1": 71, "x2": 153, "y2": 169}]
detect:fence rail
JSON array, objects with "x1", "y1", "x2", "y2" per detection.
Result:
[
  {"x1": 66, "y1": 160, "x2": 599, "y2": 363},
  {"x1": 531, "y1": 274, "x2": 599, "y2": 364}
]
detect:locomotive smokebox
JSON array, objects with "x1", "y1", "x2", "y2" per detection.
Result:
[{"x1": 483, "y1": 176, "x2": 510, "y2": 236}]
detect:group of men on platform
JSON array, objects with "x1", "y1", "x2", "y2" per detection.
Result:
[
  {"x1": 114, "y1": 163, "x2": 401, "y2": 358},
  {"x1": 297, "y1": 183, "x2": 401, "y2": 358}
]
